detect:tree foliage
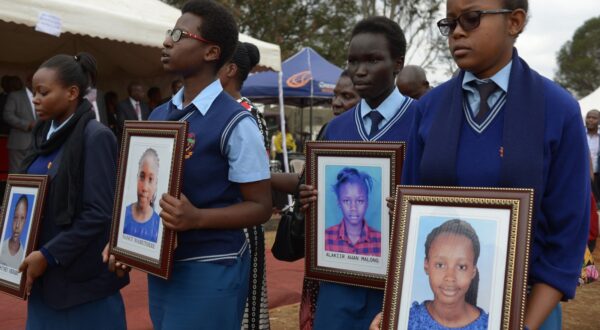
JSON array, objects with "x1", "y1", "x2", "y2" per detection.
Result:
[
  {"x1": 163, "y1": 0, "x2": 358, "y2": 66},
  {"x1": 555, "y1": 16, "x2": 600, "y2": 98},
  {"x1": 359, "y1": 0, "x2": 449, "y2": 71},
  {"x1": 162, "y1": 0, "x2": 449, "y2": 73}
]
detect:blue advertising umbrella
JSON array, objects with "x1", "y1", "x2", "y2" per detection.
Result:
[
  {"x1": 242, "y1": 47, "x2": 343, "y2": 138},
  {"x1": 242, "y1": 47, "x2": 342, "y2": 105}
]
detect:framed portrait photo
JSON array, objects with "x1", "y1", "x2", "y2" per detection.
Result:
[
  {"x1": 304, "y1": 141, "x2": 405, "y2": 289},
  {"x1": 381, "y1": 186, "x2": 533, "y2": 330},
  {"x1": 109, "y1": 121, "x2": 187, "y2": 279},
  {"x1": 0, "y1": 174, "x2": 48, "y2": 299}
]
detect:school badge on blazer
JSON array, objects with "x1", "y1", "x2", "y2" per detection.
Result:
[{"x1": 185, "y1": 132, "x2": 196, "y2": 159}]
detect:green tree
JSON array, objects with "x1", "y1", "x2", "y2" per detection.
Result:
[
  {"x1": 555, "y1": 16, "x2": 600, "y2": 98},
  {"x1": 163, "y1": 0, "x2": 358, "y2": 66},
  {"x1": 360, "y1": 0, "x2": 451, "y2": 73}
]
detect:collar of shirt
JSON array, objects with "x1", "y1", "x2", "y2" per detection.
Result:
[
  {"x1": 360, "y1": 87, "x2": 406, "y2": 126},
  {"x1": 462, "y1": 60, "x2": 512, "y2": 94},
  {"x1": 171, "y1": 79, "x2": 223, "y2": 115},
  {"x1": 337, "y1": 219, "x2": 373, "y2": 244},
  {"x1": 46, "y1": 114, "x2": 74, "y2": 139},
  {"x1": 129, "y1": 97, "x2": 139, "y2": 109}
]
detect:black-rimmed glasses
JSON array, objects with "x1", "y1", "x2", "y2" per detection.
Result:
[
  {"x1": 166, "y1": 28, "x2": 212, "y2": 43},
  {"x1": 437, "y1": 9, "x2": 513, "y2": 36}
]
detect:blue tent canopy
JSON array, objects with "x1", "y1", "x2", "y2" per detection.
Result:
[{"x1": 241, "y1": 47, "x2": 343, "y2": 106}]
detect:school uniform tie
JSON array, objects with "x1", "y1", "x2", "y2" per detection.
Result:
[
  {"x1": 368, "y1": 110, "x2": 384, "y2": 139},
  {"x1": 474, "y1": 81, "x2": 497, "y2": 123},
  {"x1": 134, "y1": 102, "x2": 142, "y2": 120}
]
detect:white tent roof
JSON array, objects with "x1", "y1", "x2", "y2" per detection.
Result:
[
  {"x1": 0, "y1": 0, "x2": 281, "y2": 96},
  {"x1": 580, "y1": 87, "x2": 600, "y2": 118}
]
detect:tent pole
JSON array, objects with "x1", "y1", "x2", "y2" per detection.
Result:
[
  {"x1": 309, "y1": 98, "x2": 313, "y2": 140},
  {"x1": 278, "y1": 71, "x2": 293, "y2": 206}
]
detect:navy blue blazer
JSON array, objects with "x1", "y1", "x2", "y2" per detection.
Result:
[{"x1": 33, "y1": 120, "x2": 128, "y2": 309}]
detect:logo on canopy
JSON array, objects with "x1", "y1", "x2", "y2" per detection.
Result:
[{"x1": 286, "y1": 71, "x2": 312, "y2": 88}]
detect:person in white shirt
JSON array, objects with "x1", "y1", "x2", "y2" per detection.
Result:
[
  {"x1": 586, "y1": 109, "x2": 600, "y2": 200},
  {"x1": 115, "y1": 81, "x2": 150, "y2": 138}
]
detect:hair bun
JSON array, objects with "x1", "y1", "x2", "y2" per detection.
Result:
[{"x1": 243, "y1": 42, "x2": 260, "y2": 68}]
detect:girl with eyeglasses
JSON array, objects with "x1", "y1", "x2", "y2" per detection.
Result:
[
  {"x1": 370, "y1": 0, "x2": 589, "y2": 329},
  {"x1": 106, "y1": 1, "x2": 272, "y2": 329}
]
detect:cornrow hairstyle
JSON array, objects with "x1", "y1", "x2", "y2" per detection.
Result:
[
  {"x1": 333, "y1": 167, "x2": 373, "y2": 200},
  {"x1": 230, "y1": 42, "x2": 260, "y2": 88},
  {"x1": 424, "y1": 219, "x2": 481, "y2": 306},
  {"x1": 38, "y1": 52, "x2": 97, "y2": 101},
  {"x1": 182, "y1": 0, "x2": 239, "y2": 71},
  {"x1": 351, "y1": 16, "x2": 406, "y2": 60},
  {"x1": 138, "y1": 148, "x2": 160, "y2": 208}
]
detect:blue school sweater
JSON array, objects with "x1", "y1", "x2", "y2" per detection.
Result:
[
  {"x1": 323, "y1": 96, "x2": 415, "y2": 142},
  {"x1": 313, "y1": 93, "x2": 416, "y2": 330},
  {"x1": 403, "y1": 62, "x2": 589, "y2": 299},
  {"x1": 150, "y1": 92, "x2": 253, "y2": 263}
]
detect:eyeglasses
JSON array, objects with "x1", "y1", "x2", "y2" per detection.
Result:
[
  {"x1": 437, "y1": 9, "x2": 513, "y2": 36},
  {"x1": 166, "y1": 28, "x2": 212, "y2": 43}
]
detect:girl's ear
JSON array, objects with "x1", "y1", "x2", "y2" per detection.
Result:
[
  {"x1": 204, "y1": 44, "x2": 221, "y2": 63},
  {"x1": 471, "y1": 266, "x2": 478, "y2": 280},
  {"x1": 507, "y1": 9, "x2": 527, "y2": 37},
  {"x1": 225, "y1": 63, "x2": 238, "y2": 79},
  {"x1": 393, "y1": 57, "x2": 405, "y2": 77},
  {"x1": 66, "y1": 85, "x2": 79, "y2": 102},
  {"x1": 424, "y1": 258, "x2": 429, "y2": 275}
]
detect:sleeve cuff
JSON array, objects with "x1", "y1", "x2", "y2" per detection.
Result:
[{"x1": 39, "y1": 246, "x2": 59, "y2": 267}]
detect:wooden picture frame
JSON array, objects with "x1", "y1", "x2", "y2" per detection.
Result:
[
  {"x1": 109, "y1": 121, "x2": 187, "y2": 279},
  {"x1": 0, "y1": 174, "x2": 48, "y2": 299},
  {"x1": 305, "y1": 141, "x2": 405, "y2": 289},
  {"x1": 381, "y1": 186, "x2": 533, "y2": 330}
]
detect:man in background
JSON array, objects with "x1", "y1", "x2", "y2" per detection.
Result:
[
  {"x1": 116, "y1": 81, "x2": 150, "y2": 138},
  {"x1": 395, "y1": 65, "x2": 431, "y2": 100},
  {"x1": 3, "y1": 75, "x2": 35, "y2": 173}
]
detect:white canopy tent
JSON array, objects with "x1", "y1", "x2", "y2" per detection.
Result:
[
  {"x1": 580, "y1": 87, "x2": 600, "y2": 118},
  {"x1": 0, "y1": 0, "x2": 281, "y2": 93}
]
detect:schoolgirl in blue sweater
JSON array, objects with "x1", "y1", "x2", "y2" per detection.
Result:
[
  {"x1": 21, "y1": 52, "x2": 128, "y2": 329},
  {"x1": 107, "y1": 1, "x2": 272, "y2": 329},
  {"x1": 301, "y1": 16, "x2": 416, "y2": 330},
  {"x1": 370, "y1": 1, "x2": 589, "y2": 329}
]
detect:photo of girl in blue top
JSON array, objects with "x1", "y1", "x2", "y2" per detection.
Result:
[
  {"x1": 123, "y1": 148, "x2": 160, "y2": 243},
  {"x1": 19, "y1": 52, "x2": 128, "y2": 329},
  {"x1": 299, "y1": 16, "x2": 417, "y2": 330},
  {"x1": 371, "y1": 0, "x2": 589, "y2": 329},
  {"x1": 104, "y1": 1, "x2": 272, "y2": 329},
  {"x1": 409, "y1": 219, "x2": 488, "y2": 330}
]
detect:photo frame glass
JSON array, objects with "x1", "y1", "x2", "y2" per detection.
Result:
[
  {"x1": 305, "y1": 141, "x2": 405, "y2": 289},
  {"x1": 0, "y1": 174, "x2": 48, "y2": 299},
  {"x1": 0, "y1": 188, "x2": 38, "y2": 285},
  {"x1": 397, "y1": 205, "x2": 511, "y2": 330},
  {"x1": 382, "y1": 186, "x2": 533, "y2": 330},
  {"x1": 110, "y1": 121, "x2": 187, "y2": 279},
  {"x1": 316, "y1": 156, "x2": 391, "y2": 277},
  {"x1": 115, "y1": 136, "x2": 174, "y2": 260}
]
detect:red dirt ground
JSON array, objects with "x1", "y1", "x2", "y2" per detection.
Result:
[{"x1": 0, "y1": 249, "x2": 304, "y2": 330}]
